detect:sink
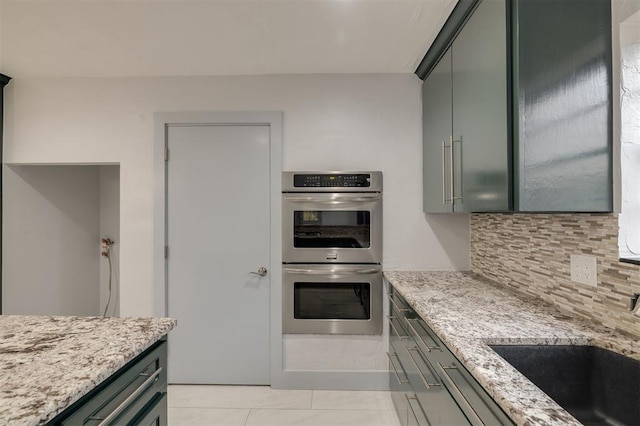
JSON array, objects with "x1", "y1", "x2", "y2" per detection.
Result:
[{"x1": 489, "y1": 345, "x2": 640, "y2": 426}]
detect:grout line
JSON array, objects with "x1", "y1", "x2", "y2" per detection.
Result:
[{"x1": 243, "y1": 408, "x2": 252, "y2": 426}]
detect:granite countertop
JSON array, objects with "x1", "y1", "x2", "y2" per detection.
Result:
[
  {"x1": 384, "y1": 271, "x2": 640, "y2": 426},
  {"x1": 0, "y1": 315, "x2": 177, "y2": 426}
]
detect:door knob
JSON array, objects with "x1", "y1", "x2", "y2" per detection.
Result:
[{"x1": 250, "y1": 267, "x2": 268, "y2": 277}]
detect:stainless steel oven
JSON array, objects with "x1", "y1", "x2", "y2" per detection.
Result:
[
  {"x1": 282, "y1": 171, "x2": 382, "y2": 264},
  {"x1": 282, "y1": 264, "x2": 383, "y2": 334},
  {"x1": 282, "y1": 171, "x2": 383, "y2": 335}
]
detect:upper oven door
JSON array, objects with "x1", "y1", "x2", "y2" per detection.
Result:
[{"x1": 282, "y1": 192, "x2": 382, "y2": 264}]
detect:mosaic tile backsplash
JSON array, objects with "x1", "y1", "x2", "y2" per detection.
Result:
[{"x1": 471, "y1": 213, "x2": 640, "y2": 338}]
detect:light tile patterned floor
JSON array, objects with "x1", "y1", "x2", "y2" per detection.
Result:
[{"x1": 168, "y1": 385, "x2": 401, "y2": 426}]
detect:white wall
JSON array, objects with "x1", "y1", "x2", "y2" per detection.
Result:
[
  {"x1": 3, "y1": 74, "x2": 470, "y2": 316},
  {"x1": 99, "y1": 165, "x2": 120, "y2": 316},
  {"x1": 2, "y1": 165, "x2": 100, "y2": 315}
]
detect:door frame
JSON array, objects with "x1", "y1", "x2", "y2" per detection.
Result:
[{"x1": 153, "y1": 111, "x2": 282, "y2": 384}]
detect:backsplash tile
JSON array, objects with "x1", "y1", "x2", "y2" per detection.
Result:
[{"x1": 471, "y1": 213, "x2": 640, "y2": 338}]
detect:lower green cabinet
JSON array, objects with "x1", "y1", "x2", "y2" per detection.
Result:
[
  {"x1": 48, "y1": 340, "x2": 168, "y2": 426},
  {"x1": 388, "y1": 286, "x2": 512, "y2": 425}
]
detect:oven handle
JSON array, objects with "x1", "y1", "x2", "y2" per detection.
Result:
[
  {"x1": 283, "y1": 267, "x2": 381, "y2": 275},
  {"x1": 283, "y1": 195, "x2": 381, "y2": 203}
]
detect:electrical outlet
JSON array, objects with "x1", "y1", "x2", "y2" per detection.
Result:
[{"x1": 570, "y1": 254, "x2": 598, "y2": 287}]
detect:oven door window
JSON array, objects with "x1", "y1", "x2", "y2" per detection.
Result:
[
  {"x1": 294, "y1": 282, "x2": 371, "y2": 320},
  {"x1": 293, "y1": 211, "x2": 371, "y2": 249}
]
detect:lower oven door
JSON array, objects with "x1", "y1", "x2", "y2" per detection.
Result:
[{"x1": 283, "y1": 264, "x2": 382, "y2": 335}]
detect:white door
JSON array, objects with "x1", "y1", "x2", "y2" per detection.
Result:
[{"x1": 166, "y1": 124, "x2": 271, "y2": 384}]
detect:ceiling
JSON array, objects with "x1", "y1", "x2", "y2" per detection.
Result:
[{"x1": 0, "y1": 0, "x2": 457, "y2": 78}]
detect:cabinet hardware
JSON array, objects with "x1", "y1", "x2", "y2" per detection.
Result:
[
  {"x1": 405, "y1": 393, "x2": 430, "y2": 425},
  {"x1": 449, "y1": 136, "x2": 455, "y2": 205},
  {"x1": 406, "y1": 347, "x2": 442, "y2": 389},
  {"x1": 405, "y1": 318, "x2": 441, "y2": 352},
  {"x1": 450, "y1": 136, "x2": 463, "y2": 204},
  {"x1": 387, "y1": 315, "x2": 411, "y2": 340},
  {"x1": 96, "y1": 367, "x2": 163, "y2": 426},
  {"x1": 387, "y1": 351, "x2": 410, "y2": 384},
  {"x1": 388, "y1": 294, "x2": 410, "y2": 313},
  {"x1": 442, "y1": 140, "x2": 447, "y2": 205},
  {"x1": 437, "y1": 363, "x2": 483, "y2": 426}
]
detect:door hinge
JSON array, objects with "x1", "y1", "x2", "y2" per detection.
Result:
[
  {"x1": 164, "y1": 148, "x2": 169, "y2": 161},
  {"x1": 164, "y1": 245, "x2": 169, "y2": 259}
]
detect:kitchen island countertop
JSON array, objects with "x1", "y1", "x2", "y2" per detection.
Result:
[
  {"x1": 384, "y1": 271, "x2": 640, "y2": 426},
  {"x1": 0, "y1": 315, "x2": 176, "y2": 425}
]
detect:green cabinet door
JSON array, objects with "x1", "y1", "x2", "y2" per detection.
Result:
[
  {"x1": 421, "y1": 0, "x2": 612, "y2": 213},
  {"x1": 514, "y1": 0, "x2": 613, "y2": 212},
  {"x1": 451, "y1": 0, "x2": 510, "y2": 212},
  {"x1": 422, "y1": 49, "x2": 454, "y2": 213}
]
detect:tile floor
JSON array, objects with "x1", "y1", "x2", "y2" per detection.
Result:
[{"x1": 168, "y1": 385, "x2": 401, "y2": 426}]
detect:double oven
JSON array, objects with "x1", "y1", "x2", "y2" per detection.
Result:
[{"x1": 282, "y1": 171, "x2": 383, "y2": 335}]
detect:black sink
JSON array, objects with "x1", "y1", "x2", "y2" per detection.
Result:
[{"x1": 489, "y1": 345, "x2": 640, "y2": 426}]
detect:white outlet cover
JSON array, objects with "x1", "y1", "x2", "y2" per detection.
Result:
[{"x1": 570, "y1": 254, "x2": 598, "y2": 287}]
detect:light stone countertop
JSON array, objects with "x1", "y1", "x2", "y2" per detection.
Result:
[
  {"x1": 0, "y1": 315, "x2": 177, "y2": 426},
  {"x1": 384, "y1": 271, "x2": 640, "y2": 426}
]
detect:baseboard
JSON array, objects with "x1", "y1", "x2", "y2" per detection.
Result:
[{"x1": 270, "y1": 370, "x2": 390, "y2": 390}]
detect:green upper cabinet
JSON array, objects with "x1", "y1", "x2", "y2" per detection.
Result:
[
  {"x1": 420, "y1": 0, "x2": 613, "y2": 213},
  {"x1": 423, "y1": 0, "x2": 509, "y2": 213},
  {"x1": 452, "y1": 0, "x2": 510, "y2": 212},
  {"x1": 513, "y1": 0, "x2": 612, "y2": 211},
  {"x1": 422, "y1": 50, "x2": 453, "y2": 213}
]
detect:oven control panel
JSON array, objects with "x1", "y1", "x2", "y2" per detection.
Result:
[
  {"x1": 283, "y1": 171, "x2": 382, "y2": 192},
  {"x1": 293, "y1": 173, "x2": 370, "y2": 188}
]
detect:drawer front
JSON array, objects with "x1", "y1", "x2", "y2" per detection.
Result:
[
  {"x1": 53, "y1": 340, "x2": 167, "y2": 426},
  {"x1": 407, "y1": 319, "x2": 512, "y2": 425},
  {"x1": 387, "y1": 283, "x2": 514, "y2": 426},
  {"x1": 389, "y1": 336, "x2": 412, "y2": 426},
  {"x1": 127, "y1": 392, "x2": 168, "y2": 426},
  {"x1": 404, "y1": 343, "x2": 470, "y2": 425},
  {"x1": 408, "y1": 320, "x2": 513, "y2": 425},
  {"x1": 435, "y1": 359, "x2": 513, "y2": 425}
]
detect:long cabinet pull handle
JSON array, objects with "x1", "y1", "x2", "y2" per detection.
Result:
[
  {"x1": 387, "y1": 315, "x2": 410, "y2": 340},
  {"x1": 96, "y1": 367, "x2": 163, "y2": 426},
  {"x1": 451, "y1": 137, "x2": 463, "y2": 202},
  {"x1": 404, "y1": 318, "x2": 441, "y2": 352},
  {"x1": 437, "y1": 363, "x2": 484, "y2": 426},
  {"x1": 386, "y1": 352, "x2": 410, "y2": 384},
  {"x1": 405, "y1": 393, "x2": 431, "y2": 426},
  {"x1": 406, "y1": 347, "x2": 441, "y2": 390},
  {"x1": 442, "y1": 140, "x2": 448, "y2": 205},
  {"x1": 449, "y1": 136, "x2": 455, "y2": 204},
  {"x1": 387, "y1": 293, "x2": 409, "y2": 313}
]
